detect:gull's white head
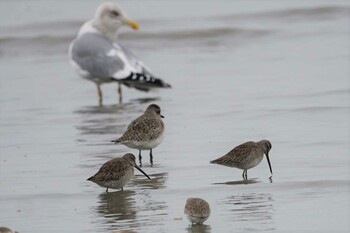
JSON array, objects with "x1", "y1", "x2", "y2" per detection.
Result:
[{"x1": 92, "y1": 2, "x2": 139, "y2": 40}]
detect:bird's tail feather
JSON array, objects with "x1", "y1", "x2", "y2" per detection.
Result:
[
  {"x1": 111, "y1": 139, "x2": 121, "y2": 144},
  {"x1": 210, "y1": 159, "x2": 218, "y2": 164},
  {"x1": 210, "y1": 156, "x2": 224, "y2": 164},
  {"x1": 111, "y1": 72, "x2": 171, "y2": 92}
]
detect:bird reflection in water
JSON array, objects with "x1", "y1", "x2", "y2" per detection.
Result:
[
  {"x1": 213, "y1": 178, "x2": 261, "y2": 186},
  {"x1": 95, "y1": 190, "x2": 136, "y2": 228},
  {"x1": 112, "y1": 230, "x2": 137, "y2": 233},
  {"x1": 186, "y1": 224, "x2": 211, "y2": 233},
  {"x1": 74, "y1": 104, "x2": 135, "y2": 137},
  {"x1": 223, "y1": 193, "x2": 275, "y2": 231},
  {"x1": 129, "y1": 172, "x2": 168, "y2": 190}
]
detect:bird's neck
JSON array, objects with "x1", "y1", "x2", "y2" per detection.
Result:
[
  {"x1": 89, "y1": 20, "x2": 119, "y2": 41},
  {"x1": 257, "y1": 141, "x2": 268, "y2": 154},
  {"x1": 144, "y1": 112, "x2": 158, "y2": 118}
]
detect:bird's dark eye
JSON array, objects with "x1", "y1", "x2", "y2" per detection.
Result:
[{"x1": 111, "y1": 10, "x2": 120, "y2": 17}]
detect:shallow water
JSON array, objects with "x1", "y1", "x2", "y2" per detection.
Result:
[{"x1": 1, "y1": 0, "x2": 350, "y2": 232}]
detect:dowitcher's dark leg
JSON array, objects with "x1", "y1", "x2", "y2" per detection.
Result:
[
  {"x1": 150, "y1": 149, "x2": 153, "y2": 166},
  {"x1": 106, "y1": 187, "x2": 109, "y2": 193},
  {"x1": 97, "y1": 84, "x2": 103, "y2": 106},
  {"x1": 242, "y1": 170, "x2": 248, "y2": 180},
  {"x1": 139, "y1": 150, "x2": 142, "y2": 167}
]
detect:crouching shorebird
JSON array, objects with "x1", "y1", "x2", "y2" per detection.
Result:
[
  {"x1": 0, "y1": 227, "x2": 18, "y2": 233},
  {"x1": 184, "y1": 198, "x2": 211, "y2": 225},
  {"x1": 69, "y1": 2, "x2": 171, "y2": 105},
  {"x1": 210, "y1": 140, "x2": 273, "y2": 180},
  {"x1": 87, "y1": 153, "x2": 150, "y2": 192},
  {"x1": 111, "y1": 104, "x2": 165, "y2": 166}
]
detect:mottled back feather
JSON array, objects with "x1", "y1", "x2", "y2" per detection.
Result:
[
  {"x1": 88, "y1": 157, "x2": 130, "y2": 182},
  {"x1": 117, "y1": 112, "x2": 164, "y2": 142},
  {"x1": 185, "y1": 198, "x2": 211, "y2": 218},
  {"x1": 210, "y1": 141, "x2": 257, "y2": 167}
]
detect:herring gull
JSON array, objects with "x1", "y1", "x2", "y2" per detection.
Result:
[{"x1": 68, "y1": 2, "x2": 171, "y2": 104}]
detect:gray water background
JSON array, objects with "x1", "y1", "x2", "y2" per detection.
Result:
[{"x1": 0, "y1": 0, "x2": 349, "y2": 232}]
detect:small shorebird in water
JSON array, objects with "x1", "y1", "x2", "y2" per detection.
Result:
[
  {"x1": 210, "y1": 140, "x2": 272, "y2": 180},
  {"x1": 111, "y1": 104, "x2": 165, "y2": 166},
  {"x1": 184, "y1": 198, "x2": 211, "y2": 225},
  {"x1": 0, "y1": 227, "x2": 18, "y2": 233},
  {"x1": 87, "y1": 153, "x2": 150, "y2": 192}
]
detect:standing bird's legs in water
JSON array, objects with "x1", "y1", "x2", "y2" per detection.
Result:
[
  {"x1": 138, "y1": 149, "x2": 154, "y2": 166},
  {"x1": 150, "y1": 149, "x2": 153, "y2": 166},
  {"x1": 138, "y1": 150, "x2": 142, "y2": 167},
  {"x1": 242, "y1": 170, "x2": 248, "y2": 180},
  {"x1": 97, "y1": 84, "x2": 103, "y2": 106},
  {"x1": 118, "y1": 81, "x2": 123, "y2": 104}
]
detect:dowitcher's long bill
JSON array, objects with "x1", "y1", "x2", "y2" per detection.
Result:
[
  {"x1": 87, "y1": 153, "x2": 150, "y2": 192},
  {"x1": 69, "y1": 2, "x2": 171, "y2": 105},
  {"x1": 134, "y1": 164, "x2": 150, "y2": 179},
  {"x1": 111, "y1": 104, "x2": 165, "y2": 166},
  {"x1": 210, "y1": 139, "x2": 272, "y2": 180},
  {"x1": 184, "y1": 198, "x2": 211, "y2": 225}
]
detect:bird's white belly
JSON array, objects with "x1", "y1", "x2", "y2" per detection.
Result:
[
  {"x1": 125, "y1": 132, "x2": 164, "y2": 150},
  {"x1": 186, "y1": 215, "x2": 209, "y2": 225},
  {"x1": 242, "y1": 155, "x2": 264, "y2": 170}
]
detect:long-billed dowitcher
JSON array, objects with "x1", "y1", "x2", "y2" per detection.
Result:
[
  {"x1": 87, "y1": 153, "x2": 150, "y2": 192},
  {"x1": 69, "y1": 2, "x2": 171, "y2": 104},
  {"x1": 111, "y1": 104, "x2": 165, "y2": 166},
  {"x1": 210, "y1": 140, "x2": 272, "y2": 180},
  {"x1": 184, "y1": 198, "x2": 211, "y2": 225}
]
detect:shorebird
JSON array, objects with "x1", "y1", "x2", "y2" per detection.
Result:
[
  {"x1": 210, "y1": 140, "x2": 272, "y2": 180},
  {"x1": 0, "y1": 227, "x2": 18, "y2": 233},
  {"x1": 87, "y1": 153, "x2": 150, "y2": 192},
  {"x1": 69, "y1": 2, "x2": 171, "y2": 105},
  {"x1": 111, "y1": 104, "x2": 165, "y2": 166},
  {"x1": 184, "y1": 198, "x2": 211, "y2": 225}
]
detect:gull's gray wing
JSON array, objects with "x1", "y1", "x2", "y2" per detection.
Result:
[
  {"x1": 69, "y1": 33, "x2": 125, "y2": 83},
  {"x1": 118, "y1": 44, "x2": 154, "y2": 77},
  {"x1": 69, "y1": 32, "x2": 171, "y2": 90}
]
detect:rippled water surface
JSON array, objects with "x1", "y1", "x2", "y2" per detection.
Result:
[{"x1": 1, "y1": 1, "x2": 350, "y2": 232}]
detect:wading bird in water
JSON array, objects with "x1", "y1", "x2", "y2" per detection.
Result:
[
  {"x1": 184, "y1": 198, "x2": 211, "y2": 225},
  {"x1": 111, "y1": 104, "x2": 165, "y2": 167},
  {"x1": 87, "y1": 153, "x2": 150, "y2": 192},
  {"x1": 69, "y1": 2, "x2": 171, "y2": 105},
  {"x1": 210, "y1": 140, "x2": 273, "y2": 180}
]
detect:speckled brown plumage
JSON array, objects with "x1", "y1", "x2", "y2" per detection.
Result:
[
  {"x1": 184, "y1": 198, "x2": 211, "y2": 225},
  {"x1": 118, "y1": 116, "x2": 164, "y2": 142},
  {"x1": 112, "y1": 104, "x2": 165, "y2": 166},
  {"x1": 88, "y1": 153, "x2": 150, "y2": 192},
  {"x1": 0, "y1": 227, "x2": 18, "y2": 233},
  {"x1": 210, "y1": 140, "x2": 272, "y2": 180}
]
